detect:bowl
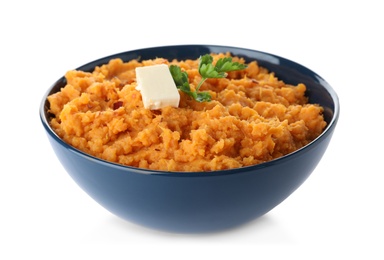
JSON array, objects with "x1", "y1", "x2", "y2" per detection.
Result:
[{"x1": 39, "y1": 45, "x2": 339, "y2": 233}]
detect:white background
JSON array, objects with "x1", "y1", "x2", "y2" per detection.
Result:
[{"x1": 1, "y1": 0, "x2": 383, "y2": 259}]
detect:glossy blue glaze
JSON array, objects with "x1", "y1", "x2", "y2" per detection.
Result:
[{"x1": 40, "y1": 45, "x2": 339, "y2": 233}]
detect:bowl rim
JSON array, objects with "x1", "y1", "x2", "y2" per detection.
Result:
[{"x1": 39, "y1": 44, "x2": 340, "y2": 177}]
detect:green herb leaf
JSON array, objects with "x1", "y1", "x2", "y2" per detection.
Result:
[
  {"x1": 195, "y1": 92, "x2": 211, "y2": 102},
  {"x1": 215, "y1": 57, "x2": 248, "y2": 73},
  {"x1": 170, "y1": 54, "x2": 247, "y2": 103},
  {"x1": 199, "y1": 54, "x2": 226, "y2": 79},
  {"x1": 169, "y1": 65, "x2": 189, "y2": 89},
  {"x1": 170, "y1": 64, "x2": 197, "y2": 100}
]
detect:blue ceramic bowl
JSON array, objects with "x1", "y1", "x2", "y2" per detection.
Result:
[{"x1": 40, "y1": 45, "x2": 339, "y2": 233}]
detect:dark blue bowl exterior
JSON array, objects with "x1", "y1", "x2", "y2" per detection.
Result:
[{"x1": 40, "y1": 45, "x2": 339, "y2": 233}]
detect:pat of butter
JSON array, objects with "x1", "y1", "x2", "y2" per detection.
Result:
[{"x1": 135, "y1": 64, "x2": 180, "y2": 110}]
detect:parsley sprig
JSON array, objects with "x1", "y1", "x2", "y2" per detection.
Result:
[{"x1": 169, "y1": 54, "x2": 247, "y2": 102}]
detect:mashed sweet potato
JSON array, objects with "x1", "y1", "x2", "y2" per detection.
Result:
[{"x1": 48, "y1": 53, "x2": 327, "y2": 172}]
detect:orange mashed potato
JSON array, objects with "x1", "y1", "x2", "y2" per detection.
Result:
[{"x1": 48, "y1": 53, "x2": 327, "y2": 172}]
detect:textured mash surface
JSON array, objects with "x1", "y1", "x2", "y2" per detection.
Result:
[{"x1": 48, "y1": 53, "x2": 327, "y2": 172}]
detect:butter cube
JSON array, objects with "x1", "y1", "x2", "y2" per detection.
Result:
[{"x1": 135, "y1": 64, "x2": 180, "y2": 110}]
